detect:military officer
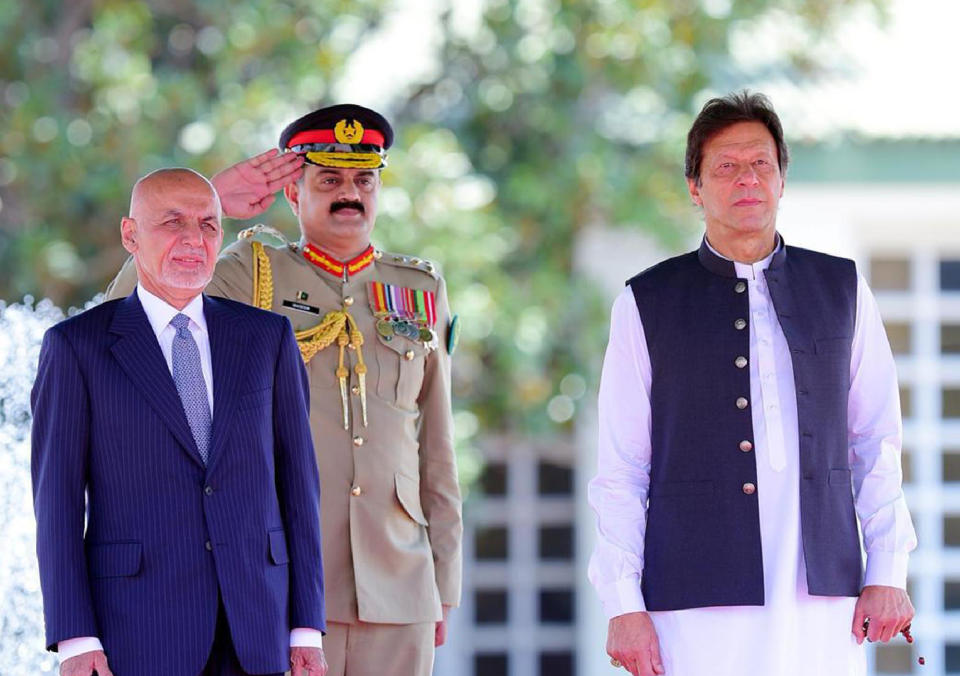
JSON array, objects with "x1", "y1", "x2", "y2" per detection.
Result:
[{"x1": 107, "y1": 104, "x2": 462, "y2": 676}]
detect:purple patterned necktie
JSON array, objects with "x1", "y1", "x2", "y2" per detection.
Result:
[{"x1": 170, "y1": 313, "x2": 211, "y2": 464}]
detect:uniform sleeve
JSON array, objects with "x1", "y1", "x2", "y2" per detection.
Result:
[
  {"x1": 206, "y1": 239, "x2": 256, "y2": 302},
  {"x1": 848, "y1": 272, "x2": 918, "y2": 589},
  {"x1": 31, "y1": 327, "x2": 100, "y2": 649},
  {"x1": 103, "y1": 255, "x2": 138, "y2": 300},
  {"x1": 587, "y1": 287, "x2": 654, "y2": 619},
  {"x1": 416, "y1": 276, "x2": 463, "y2": 608}
]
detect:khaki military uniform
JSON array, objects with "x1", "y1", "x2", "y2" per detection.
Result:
[{"x1": 106, "y1": 234, "x2": 462, "y2": 673}]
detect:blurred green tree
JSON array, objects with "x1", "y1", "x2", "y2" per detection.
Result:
[
  {"x1": 1, "y1": 0, "x2": 884, "y2": 449},
  {"x1": 379, "y1": 0, "x2": 885, "y2": 445}
]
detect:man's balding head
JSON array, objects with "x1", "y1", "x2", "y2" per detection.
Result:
[
  {"x1": 121, "y1": 167, "x2": 223, "y2": 309},
  {"x1": 129, "y1": 168, "x2": 221, "y2": 219}
]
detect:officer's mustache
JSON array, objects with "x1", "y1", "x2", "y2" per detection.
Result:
[{"x1": 330, "y1": 201, "x2": 364, "y2": 214}]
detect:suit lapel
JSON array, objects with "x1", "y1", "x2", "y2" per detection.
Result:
[
  {"x1": 204, "y1": 296, "x2": 249, "y2": 475},
  {"x1": 109, "y1": 292, "x2": 205, "y2": 468}
]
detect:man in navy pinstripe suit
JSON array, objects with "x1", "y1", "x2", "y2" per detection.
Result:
[{"x1": 31, "y1": 169, "x2": 328, "y2": 676}]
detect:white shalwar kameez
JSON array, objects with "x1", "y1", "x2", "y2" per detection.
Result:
[{"x1": 588, "y1": 245, "x2": 917, "y2": 676}]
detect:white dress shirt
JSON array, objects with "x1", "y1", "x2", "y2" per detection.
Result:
[
  {"x1": 59, "y1": 286, "x2": 321, "y2": 662},
  {"x1": 588, "y1": 243, "x2": 917, "y2": 675}
]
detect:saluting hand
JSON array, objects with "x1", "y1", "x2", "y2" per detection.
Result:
[
  {"x1": 60, "y1": 650, "x2": 114, "y2": 676},
  {"x1": 211, "y1": 149, "x2": 304, "y2": 219},
  {"x1": 290, "y1": 646, "x2": 328, "y2": 676}
]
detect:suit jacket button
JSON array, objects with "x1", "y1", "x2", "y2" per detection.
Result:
[
  {"x1": 205, "y1": 540, "x2": 213, "y2": 551},
  {"x1": 739, "y1": 440, "x2": 753, "y2": 452},
  {"x1": 734, "y1": 318, "x2": 747, "y2": 330},
  {"x1": 353, "y1": 436, "x2": 364, "y2": 447},
  {"x1": 351, "y1": 385, "x2": 361, "y2": 395},
  {"x1": 735, "y1": 281, "x2": 747, "y2": 293},
  {"x1": 736, "y1": 397, "x2": 749, "y2": 409},
  {"x1": 351, "y1": 486, "x2": 362, "y2": 496},
  {"x1": 343, "y1": 296, "x2": 355, "y2": 307},
  {"x1": 735, "y1": 356, "x2": 748, "y2": 369},
  {"x1": 204, "y1": 486, "x2": 213, "y2": 496},
  {"x1": 742, "y1": 482, "x2": 756, "y2": 495},
  {"x1": 404, "y1": 350, "x2": 415, "y2": 361}
]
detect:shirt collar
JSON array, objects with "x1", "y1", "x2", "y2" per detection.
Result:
[
  {"x1": 137, "y1": 285, "x2": 207, "y2": 338},
  {"x1": 698, "y1": 233, "x2": 786, "y2": 279}
]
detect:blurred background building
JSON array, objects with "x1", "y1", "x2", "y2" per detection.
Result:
[{"x1": 2, "y1": 0, "x2": 959, "y2": 674}]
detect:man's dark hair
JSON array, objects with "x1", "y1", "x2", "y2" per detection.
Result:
[{"x1": 684, "y1": 90, "x2": 788, "y2": 184}]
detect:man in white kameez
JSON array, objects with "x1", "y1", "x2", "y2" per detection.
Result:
[{"x1": 588, "y1": 91, "x2": 917, "y2": 676}]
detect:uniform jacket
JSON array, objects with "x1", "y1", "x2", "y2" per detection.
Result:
[
  {"x1": 107, "y1": 239, "x2": 462, "y2": 624},
  {"x1": 31, "y1": 292, "x2": 324, "y2": 676}
]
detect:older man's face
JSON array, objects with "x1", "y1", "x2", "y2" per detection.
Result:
[
  {"x1": 688, "y1": 121, "x2": 784, "y2": 241},
  {"x1": 122, "y1": 172, "x2": 222, "y2": 306}
]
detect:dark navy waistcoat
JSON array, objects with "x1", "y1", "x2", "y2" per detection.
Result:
[{"x1": 627, "y1": 239, "x2": 861, "y2": 611}]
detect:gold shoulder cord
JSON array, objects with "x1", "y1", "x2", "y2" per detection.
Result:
[
  {"x1": 251, "y1": 241, "x2": 273, "y2": 311},
  {"x1": 251, "y1": 241, "x2": 368, "y2": 429}
]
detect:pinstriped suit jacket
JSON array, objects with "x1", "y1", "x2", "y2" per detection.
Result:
[{"x1": 31, "y1": 292, "x2": 325, "y2": 676}]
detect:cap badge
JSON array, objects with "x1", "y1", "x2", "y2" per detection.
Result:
[{"x1": 334, "y1": 119, "x2": 365, "y2": 144}]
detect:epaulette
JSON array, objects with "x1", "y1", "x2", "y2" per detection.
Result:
[
  {"x1": 376, "y1": 250, "x2": 439, "y2": 278},
  {"x1": 237, "y1": 223, "x2": 299, "y2": 252}
]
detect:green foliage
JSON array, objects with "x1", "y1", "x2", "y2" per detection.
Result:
[
  {"x1": 1, "y1": 0, "x2": 387, "y2": 302},
  {"x1": 383, "y1": 0, "x2": 885, "y2": 436},
  {"x1": 0, "y1": 0, "x2": 884, "y2": 440}
]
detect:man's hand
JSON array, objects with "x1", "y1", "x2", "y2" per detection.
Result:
[
  {"x1": 61, "y1": 650, "x2": 113, "y2": 676},
  {"x1": 435, "y1": 604, "x2": 451, "y2": 647},
  {"x1": 290, "y1": 646, "x2": 327, "y2": 676},
  {"x1": 852, "y1": 584, "x2": 914, "y2": 644},
  {"x1": 607, "y1": 612, "x2": 664, "y2": 676},
  {"x1": 211, "y1": 149, "x2": 304, "y2": 219}
]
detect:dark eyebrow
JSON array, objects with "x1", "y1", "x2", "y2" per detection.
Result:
[{"x1": 162, "y1": 209, "x2": 184, "y2": 218}]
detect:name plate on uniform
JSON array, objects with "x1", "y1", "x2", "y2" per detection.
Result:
[{"x1": 282, "y1": 299, "x2": 322, "y2": 315}]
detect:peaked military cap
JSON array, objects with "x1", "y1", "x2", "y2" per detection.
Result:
[{"x1": 279, "y1": 103, "x2": 394, "y2": 169}]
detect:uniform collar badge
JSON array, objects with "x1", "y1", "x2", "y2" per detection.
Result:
[{"x1": 302, "y1": 243, "x2": 376, "y2": 279}]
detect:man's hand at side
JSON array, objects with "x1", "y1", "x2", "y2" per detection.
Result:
[
  {"x1": 435, "y1": 604, "x2": 451, "y2": 647},
  {"x1": 211, "y1": 149, "x2": 304, "y2": 219},
  {"x1": 61, "y1": 650, "x2": 113, "y2": 676},
  {"x1": 852, "y1": 584, "x2": 914, "y2": 644},
  {"x1": 290, "y1": 646, "x2": 327, "y2": 676},
  {"x1": 607, "y1": 612, "x2": 665, "y2": 676}
]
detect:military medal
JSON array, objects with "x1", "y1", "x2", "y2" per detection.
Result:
[{"x1": 368, "y1": 281, "x2": 437, "y2": 347}]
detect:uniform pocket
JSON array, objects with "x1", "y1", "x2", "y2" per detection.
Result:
[
  {"x1": 87, "y1": 542, "x2": 143, "y2": 579},
  {"x1": 374, "y1": 334, "x2": 427, "y2": 410},
  {"x1": 395, "y1": 472, "x2": 429, "y2": 526}
]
